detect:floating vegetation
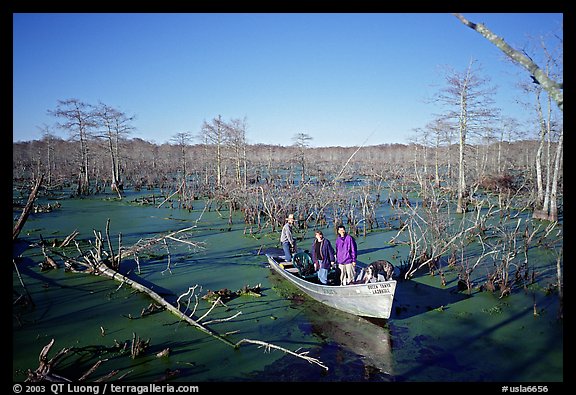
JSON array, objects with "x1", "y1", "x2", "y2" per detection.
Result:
[
  {"x1": 202, "y1": 284, "x2": 262, "y2": 302},
  {"x1": 482, "y1": 302, "x2": 509, "y2": 315}
]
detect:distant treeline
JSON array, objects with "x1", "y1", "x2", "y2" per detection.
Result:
[{"x1": 13, "y1": 137, "x2": 543, "y2": 195}]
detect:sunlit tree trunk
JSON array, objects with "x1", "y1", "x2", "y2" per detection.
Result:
[
  {"x1": 456, "y1": 72, "x2": 469, "y2": 214},
  {"x1": 532, "y1": 85, "x2": 562, "y2": 222},
  {"x1": 541, "y1": 95, "x2": 553, "y2": 214},
  {"x1": 433, "y1": 125, "x2": 443, "y2": 188},
  {"x1": 534, "y1": 90, "x2": 546, "y2": 207},
  {"x1": 549, "y1": 131, "x2": 562, "y2": 221}
]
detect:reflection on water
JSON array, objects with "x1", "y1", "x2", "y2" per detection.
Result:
[
  {"x1": 305, "y1": 302, "x2": 394, "y2": 380},
  {"x1": 265, "y1": 268, "x2": 394, "y2": 381}
]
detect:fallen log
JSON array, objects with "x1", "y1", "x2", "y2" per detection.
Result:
[
  {"x1": 94, "y1": 260, "x2": 328, "y2": 369},
  {"x1": 13, "y1": 175, "x2": 44, "y2": 241},
  {"x1": 94, "y1": 260, "x2": 236, "y2": 347}
]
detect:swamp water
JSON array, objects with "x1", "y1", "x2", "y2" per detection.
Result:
[{"x1": 13, "y1": 190, "x2": 563, "y2": 383}]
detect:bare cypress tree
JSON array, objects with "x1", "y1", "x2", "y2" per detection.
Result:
[
  {"x1": 172, "y1": 131, "x2": 193, "y2": 179},
  {"x1": 454, "y1": 13, "x2": 562, "y2": 222},
  {"x1": 92, "y1": 102, "x2": 135, "y2": 197},
  {"x1": 168, "y1": 132, "x2": 194, "y2": 209},
  {"x1": 430, "y1": 118, "x2": 453, "y2": 189},
  {"x1": 529, "y1": 48, "x2": 563, "y2": 222},
  {"x1": 498, "y1": 117, "x2": 522, "y2": 174},
  {"x1": 200, "y1": 115, "x2": 227, "y2": 190},
  {"x1": 38, "y1": 124, "x2": 56, "y2": 186},
  {"x1": 292, "y1": 132, "x2": 313, "y2": 184},
  {"x1": 434, "y1": 60, "x2": 498, "y2": 213},
  {"x1": 226, "y1": 117, "x2": 249, "y2": 189},
  {"x1": 48, "y1": 99, "x2": 95, "y2": 196}
]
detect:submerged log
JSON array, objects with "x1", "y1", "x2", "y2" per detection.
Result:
[
  {"x1": 130, "y1": 332, "x2": 150, "y2": 359},
  {"x1": 40, "y1": 245, "x2": 58, "y2": 270}
]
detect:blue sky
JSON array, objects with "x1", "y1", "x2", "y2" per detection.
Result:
[{"x1": 13, "y1": 13, "x2": 563, "y2": 147}]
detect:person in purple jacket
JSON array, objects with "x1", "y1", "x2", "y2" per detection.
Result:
[
  {"x1": 335, "y1": 225, "x2": 357, "y2": 285},
  {"x1": 311, "y1": 230, "x2": 335, "y2": 285}
]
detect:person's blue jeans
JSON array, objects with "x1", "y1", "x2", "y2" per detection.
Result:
[
  {"x1": 282, "y1": 242, "x2": 292, "y2": 262},
  {"x1": 318, "y1": 268, "x2": 328, "y2": 284}
]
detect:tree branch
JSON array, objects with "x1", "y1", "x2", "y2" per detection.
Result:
[
  {"x1": 453, "y1": 13, "x2": 563, "y2": 111},
  {"x1": 233, "y1": 339, "x2": 329, "y2": 371}
]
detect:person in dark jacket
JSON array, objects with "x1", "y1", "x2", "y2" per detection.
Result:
[{"x1": 311, "y1": 230, "x2": 335, "y2": 285}]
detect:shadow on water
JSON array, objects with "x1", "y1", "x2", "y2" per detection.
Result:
[
  {"x1": 357, "y1": 245, "x2": 396, "y2": 256},
  {"x1": 36, "y1": 338, "x2": 212, "y2": 382},
  {"x1": 14, "y1": 255, "x2": 111, "y2": 298},
  {"x1": 120, "y1": 259, "x2": 177, "y2": 297},
  {"x1": 13, "y1": 240, "x2": 30, "y2": 257},
  {"x1": 391, "y1": 301, "x2": 563, "y2": 382},
  {"x1": 391, "y1": 278, "x2": 470, "y2": 320}
]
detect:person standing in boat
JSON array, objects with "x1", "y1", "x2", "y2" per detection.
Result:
[
  {"x1": 311, "y1": 230, "x2": 335, "y2": 285},
  {"x1": 280, "y1": 213, "x2": 297, "y2": 262},
  {"x1": 336, "y1": 225, "x2": 357, "y2": 285}
]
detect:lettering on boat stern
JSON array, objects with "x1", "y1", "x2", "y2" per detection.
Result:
[{"x1": 367, "y1": 283, "x2": 393, "y2": 294}]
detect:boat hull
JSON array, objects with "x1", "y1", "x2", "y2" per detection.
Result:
[{"x1": 266, "y1": 254, "x2": 396, "y2": 319}]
